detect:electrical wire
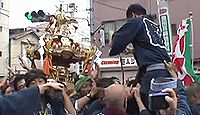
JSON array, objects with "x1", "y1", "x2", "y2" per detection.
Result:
[
  {"x1": 0, "y1": 8, "x2": 9, "y2": 12},
  {"x1": 0, "y1": 25, "x2": 9, "y2": 29},
  {"x1": 0, "y1": 12, "x2": 9, "y2": 17}
]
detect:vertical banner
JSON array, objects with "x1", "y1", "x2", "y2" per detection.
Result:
[
  {"x1": 157, "y1": 0, "x2": 172, "y2": 55},
  {"x1": 172, "y1": 18, "x2": 199, "y2": 86}
]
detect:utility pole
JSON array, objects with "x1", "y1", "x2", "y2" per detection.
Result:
[{"x1": 89, "y1": 0, "x2": 94, "y2": 47}]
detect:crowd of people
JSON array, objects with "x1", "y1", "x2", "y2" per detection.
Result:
[
  {"x1": 0, "y1": 3, "x2": 199, "y2": 115},
  {"x1": 0, "y1": 60, "x2": 199, "y2": 115}
]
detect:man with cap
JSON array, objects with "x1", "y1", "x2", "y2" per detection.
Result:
[{"x1": 73, "y1": 75, "x2": 97, "y2": 115}]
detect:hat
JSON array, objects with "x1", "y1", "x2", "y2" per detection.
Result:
[
  {"x1": 25, "y1": 69, "x2": 47, "y2": 87},
  {"x1": 75, "y1": 75, "x2": 91, "y2": 92}
]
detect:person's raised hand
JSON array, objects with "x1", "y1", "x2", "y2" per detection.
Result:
[
  {"x1": 0, "y1": 77, "x2": 9, "y2": 92},
  {"x1": 90, "y1": 80, "x2": 98, "y2": 97},
  {"x1": 38, "y1": 82, "x2": 64, "y2": 94},
  {"x1": 133, "y1": 83, "x2": 141, "y2": 99},
  {"x1": 164, "y1": 60, "x2": 178, "y2": 79},
  {"x1": 162, "y1": 88, "x2": 177, "y2": 114}
]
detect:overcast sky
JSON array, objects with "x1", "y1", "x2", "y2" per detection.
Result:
[
  {"x1": 9, "y1": 0, "x2": 91, "y2": 42},
  {"x1": 9, "y1": 0, "x2": 57, "y2": 28},
  {"x1": 9, "y1": 0, "x2": 90, "y2": 29}
]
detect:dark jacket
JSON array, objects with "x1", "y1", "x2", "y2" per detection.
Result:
[
  {"x1": 87, "y1": 99, "x2": 105, "y2": 115},
  {"x1": 109, "y1": 16, "x2": 170, "y2": 68},
  {"x1": 176, "y1": 80, "x2": 193, "y2": 115},
  {"x1": 34, "y1": 90, "x2": 67, "y2": 115},
  {"x1": 190, "y1": 104, "x2": 200, "y2": 115},
  {"x1": 0, "y1": 87, "x2": 41, "y2": 115}
]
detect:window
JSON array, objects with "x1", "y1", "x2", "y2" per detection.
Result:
[
  {"x1": 1, "y1": 1, "x2": 3, "y2": 8},
  {"x1": 81, "y1": 37, "x2": 89, "y2": 42},
  {"x1": 171, "y1": 24, "x2": 177, "y2": 36},
  {"x1": 0, "y1": 26, "x2": 2, "y2": 32},
  {"x1": 103, "y1": 22, "x2": 115, "y2": 45},
  {"x1": 0, "y1": 51, "x2": 2, "y2": 57},
  {"x1": 103, "y1": 19, "x2": 127, "y2": 45}
]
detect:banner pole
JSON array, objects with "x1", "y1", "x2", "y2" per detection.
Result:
[
  {"x1": 189, "y1": 12, "x2": 194, "y2": 67},
  {"x1": 119, "y1": 54, "x2": 125, "y2": 85}
]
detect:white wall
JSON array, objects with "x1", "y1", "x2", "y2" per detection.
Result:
[
  {"x1": 0, "y1": 0, "x2": 9, "y2": 76},
  {"x1": 10, "y1": 34, "x2": 41, "y2": 72}
]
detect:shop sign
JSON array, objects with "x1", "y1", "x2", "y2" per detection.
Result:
[{"x1": 99, "y1": 57, "x2": 137, "y2": 68}]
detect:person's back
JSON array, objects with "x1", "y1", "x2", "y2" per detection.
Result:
[
  {"x1": 109, "y1": 4, "x2": 170, "y2": 68},
  {"x1": 109, "y1": 4, "x2": 171, "y2": 109}
]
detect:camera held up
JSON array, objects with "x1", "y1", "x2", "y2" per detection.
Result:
[{"x1": 148, "y1": 77, "x2": 177, "y2": 111}]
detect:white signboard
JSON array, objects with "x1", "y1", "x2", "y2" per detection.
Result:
[
  {"x1": 99, "y1": 57, "x2": 137, "y2": 68},
  {"x1": 157, "y1": 0, "x2": 172, "y2": 55}
]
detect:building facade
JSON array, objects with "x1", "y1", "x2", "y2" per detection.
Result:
[
  {"x1": 0, "y1": 0, "x2": 9, "y2": 75},
  {"x1": 9, "y1": 28, "x2": 41, "y2": 74},
  {"x1": 92, "y1": 0, "x2": 200, "y2": 79}
]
